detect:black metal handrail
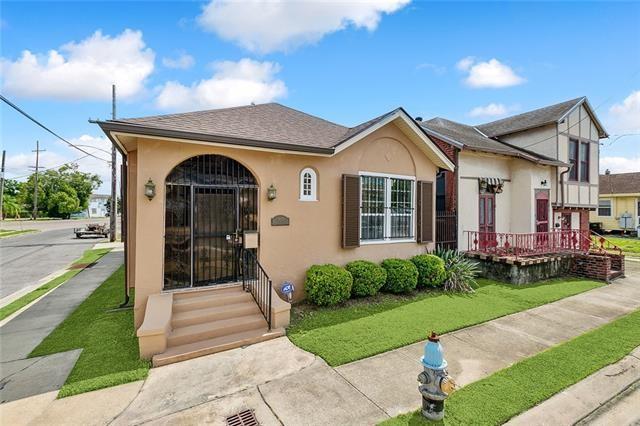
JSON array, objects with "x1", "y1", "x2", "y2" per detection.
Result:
[{"x1": 240, "y1": 248, "x2": 272, "y2": 329}]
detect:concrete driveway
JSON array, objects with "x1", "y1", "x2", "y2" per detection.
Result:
[{"x1": 0, "y1": 221, "x2": 109, "y2": 301}]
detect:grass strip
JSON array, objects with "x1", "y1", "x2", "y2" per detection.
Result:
[
  {"x1": 0, "y1": 229, "x2": 37, "y2": 238},
  {"x1": 0, "y1": 247, "x2": 112, "y2": 321},
  {"x1": 593, "y1": 235, "x2": 640, "y2": 257},
  {"x1": 30, "y1": 266, "x2": 150, "y2": 398},
  {"x1": 382, "y1": 308, "x2": 640, "y2": 426},
  {"x1": 288, "y1": 278, "x2": 604, "y2": 366}
]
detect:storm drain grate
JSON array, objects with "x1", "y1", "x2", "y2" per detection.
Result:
[{"x1": 226, "y1": 409, "x2": 259, "y2": 426}]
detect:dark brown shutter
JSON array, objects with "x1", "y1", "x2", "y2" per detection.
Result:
[
  {"x1": 342, "y1": 174, "x2": 360, "y2": 248},
  {"x1": 416, "y1": 181, "x2": 434, "y2": 243}
]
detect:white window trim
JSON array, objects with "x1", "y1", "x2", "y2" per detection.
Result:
[
  {"x1": 358, "y1": 171, "x2": 416, "y2": 244},
  {"x1": 299, "y1": 167, "x2": 317, "y2": 201},
  {"x1": 598, "y1": 198, "x2": 612, "y2": 217}
]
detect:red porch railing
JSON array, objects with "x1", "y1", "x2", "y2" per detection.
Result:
[{"x1": 464, "y1": 230, "x2": 591, "y2": 259}]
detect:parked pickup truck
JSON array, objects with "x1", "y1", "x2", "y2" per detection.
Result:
[{"x1": 74, "y1": 223, "x2": 109, "y2": 239}]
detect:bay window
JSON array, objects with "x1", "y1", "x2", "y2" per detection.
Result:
[{"x1": 360, "y1": 173, "x2": 415, "y2": 242}]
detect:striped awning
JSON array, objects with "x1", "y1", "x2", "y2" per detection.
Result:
[{"x1": 479, "y1": 177, "x2": 504, "y2": 186}]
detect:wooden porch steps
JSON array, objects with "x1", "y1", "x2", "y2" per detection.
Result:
[{"x1": 152, "y1": 285, "x2": 282, "y2": 367}]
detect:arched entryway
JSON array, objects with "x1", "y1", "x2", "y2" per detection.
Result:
[{"x1": 164, "y1": 155, "x2": 258, "y2": 290}]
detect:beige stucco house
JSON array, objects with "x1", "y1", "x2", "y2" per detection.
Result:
[
  {"x1": 420, "y1": 97, "x2": 608, "y2": 251},
  {"x1": 98, "y1": 103, "x2": 454, "y2": 365}
]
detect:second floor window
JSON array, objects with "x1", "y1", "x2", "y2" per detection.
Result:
[
  {"x1": 579, "y1": 142, "x2": 590, "y2": 182},
  {"x1": 568, "y1": 138, "x2": 579, "y2": 181}
]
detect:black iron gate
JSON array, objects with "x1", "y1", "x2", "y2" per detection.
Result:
[
  {"x1": 164, "y1": 155, "x2": 258, "y2": 291},
  {"x1": 436, "y1": 210, "x2": 457, "y2": 250}
]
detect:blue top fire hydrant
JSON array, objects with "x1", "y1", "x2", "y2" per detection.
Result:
[{"x1": 417, "y1": 332, "x2": 456, "y2": 421}]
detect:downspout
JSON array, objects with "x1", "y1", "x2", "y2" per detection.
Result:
[
  {"x1": 119, "y1": 154, "x2": 129, "y2": 308},
  {"x1": 560, "y1": 165, "x2": 572, "y2": 208}
]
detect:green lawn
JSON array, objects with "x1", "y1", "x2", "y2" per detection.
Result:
[
  {"x1": 0, "y1": 248, "x2": 112, "y2": 321},
  {"x1": 288, "y1": 278, "x2": 604, "y2": 366},
  {"x1": 594, "y1": 235, "x2": 640, "y2": 257},
  {"x1": 30, "y1": 266, "x2": 150, "y2": 398},
  {"x1": 0, "y1": 229, "x2": 37, "y2": 238},
  {"x1": 382, "y1": 308, "x2": 640, "y2": 426}
]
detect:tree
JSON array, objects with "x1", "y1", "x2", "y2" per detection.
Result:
[
  {"x1": 2, "y1": 194, "x2": 22, "y2": 219},
  {"x1": 20, "y1": 164, "x2": 101, "y2": 219}
]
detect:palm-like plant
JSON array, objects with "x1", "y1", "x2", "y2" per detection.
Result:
[{"x1": 432, "y1": 248, "x2": 479, "y2": 293}]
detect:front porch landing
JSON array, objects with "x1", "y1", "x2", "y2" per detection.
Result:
[{"x1": 137, "y1": 285, "x2": 287, "y2": 367}]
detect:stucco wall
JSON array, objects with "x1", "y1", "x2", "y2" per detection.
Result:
[
  {"x1": 458, "y1": 152, "x2": 553, "y2": 247},
  {"x1": 500, "y1": 124, "x2": 558, "y2": 159},
  {"x1": 130, "y1": 122, "x2": 439, "y2": 327}
]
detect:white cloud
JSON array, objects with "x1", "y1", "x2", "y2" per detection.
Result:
[
  {"x1": 608, "y1": 90, "x2": 640, "y2": 134},
  {"x1": 457, "y1": 57, "x2": 525, "y2": 88},
  {"x1": 456, "y1": 56, "x2": 474, "y2": 71},
  {"x1": 155, "y1": 58, "x2": 287, "y2": 112},
  {"x1": 162, "y1": 52, "x2": 195, "y2": 70},
  {"x1": 0, "y1": 29, "x2": 154, "y2": 100},
  {"x1": 197, "y1": 0, "x2": 410, "y2": 53},
  {"x1": 469, "y1": 103, "x2": 508, "y2": 118},
  {"x1": 600, "y1": 156, "x2": 640, "y2": 174}
]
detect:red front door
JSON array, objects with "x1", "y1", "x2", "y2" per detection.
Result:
[
  {"x1": 479, "y1": 193, "x2": 495, "y2": 249},
  {"x1": 535, "y1": 190, "x2": 549, "y2": 232}
]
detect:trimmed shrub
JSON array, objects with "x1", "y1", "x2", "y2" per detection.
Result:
[
  {"x1": 411, "y1": 254, "x2": 446, "y2": 288},
  {"x1": 380, "y1": 258, "x2": 418, "y2": 293},
  {"x1": 345, "y1": 260, "x2": 387, "y2": 297},
  {"x1": 305, "y1": 264, "x2": 353, "y2": 306}
]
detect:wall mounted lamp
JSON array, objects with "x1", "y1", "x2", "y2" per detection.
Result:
[
  {"x1": 144, "y1": 178, "x2": 156, "y2": 200},
  {"x1": 267, "y1": 184, "x2": 277, "y2": 201}
]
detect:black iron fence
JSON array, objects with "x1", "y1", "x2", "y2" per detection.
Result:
[
  {"x1": 436, "y1": 211, "x2": 457, "y2": 250},
  {"x1": 241, "y1": 248, "x2": 272, "y2": 329}
]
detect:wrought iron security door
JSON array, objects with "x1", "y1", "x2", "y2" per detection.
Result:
[{"x1": 164, "y1": 155, "x2": 258, "y2": 291}]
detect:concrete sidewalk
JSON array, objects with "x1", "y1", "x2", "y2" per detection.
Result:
[
  {"x1": 0, "y1": 251, "x2": 123, "y2": 404},
  {"x1": 2, "y1": 273, "x2": 638, "y2": 425}
]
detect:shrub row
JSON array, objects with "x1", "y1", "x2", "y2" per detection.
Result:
[{"x1": 305, "y1": 254, "x2": 446, "y2": 306}]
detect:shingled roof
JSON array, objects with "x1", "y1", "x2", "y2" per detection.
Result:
[
  {"x1": 599, "y1": 172, "x2": 640, "y2": 195},
  {"x1": 477, "y1": 97, "x2": 608, "y2": 138},
  {"x1": 110, "y1": 103, "x2": 353, "y2": 151},
  {"x1": 98, "y1": 102, "x2": 455, "y2": 169},
  {"x1": 420, "y1": 117, "x2": 564, "y2": 165}
]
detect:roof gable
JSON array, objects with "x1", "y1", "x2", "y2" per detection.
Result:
[{"x1": 477, "y1": 97, "x2": 608, "y2": 138}]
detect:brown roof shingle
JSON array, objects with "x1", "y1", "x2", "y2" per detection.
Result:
[
  {"x1": 421, "y1": 117, "x2": 563, "y2": 165},
  {"x1": 114, "y1": 103, "x2": 350, "y2": 150},
  {"x1": 599, "y1": 172, "x2": 640, "y2": 195},
  {"x1": 477, "y1": 97, "x2": 584, "y2": 137}
]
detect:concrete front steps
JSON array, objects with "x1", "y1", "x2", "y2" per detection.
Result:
[{"x1": 152, "y1": 285, "x2": 284, "y2": 367}]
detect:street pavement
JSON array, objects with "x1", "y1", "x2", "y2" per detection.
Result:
[
  {"x1": 0, "y1": 220, "x2": 109, "y2": 300},
  {"x1": 2, "y1": 270, "x2": 638, "y2": 425},
  {"x1": 0, "y1": 251, "x2": 123, "y2": 404}
]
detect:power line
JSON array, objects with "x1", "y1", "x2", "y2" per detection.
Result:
[
  {"x1": 7, "y1": 153, "x2": 94, "y2": 180},
  {"x1": 0, "y1": 93, "x2": 111, "y2": 163}
]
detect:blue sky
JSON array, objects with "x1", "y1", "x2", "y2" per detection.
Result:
[{"x1": 1, "y1": 1, "x2": 639, "y2": 191}]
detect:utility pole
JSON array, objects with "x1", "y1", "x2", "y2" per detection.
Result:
[
  {"x1": 30, "y1": 141, "x2": 45, "y2": 220},
  {"x1": 110, "y1": 84, "x2": 117, "y2": 242},
  {"x1": 0, "y1": 150, "x2": 5, "y2": 220}
]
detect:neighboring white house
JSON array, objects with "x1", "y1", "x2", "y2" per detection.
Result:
[
  {"x1": 420, "y1": 97, "x2": 608, "y2": 250},
  {"x1": 88, "y1": 193, "x2": 109, "y2": 218}
]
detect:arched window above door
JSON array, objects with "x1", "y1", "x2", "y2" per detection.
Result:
[{"x1": 299, "y1": 167, "x2": 317, "y2": 201}]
